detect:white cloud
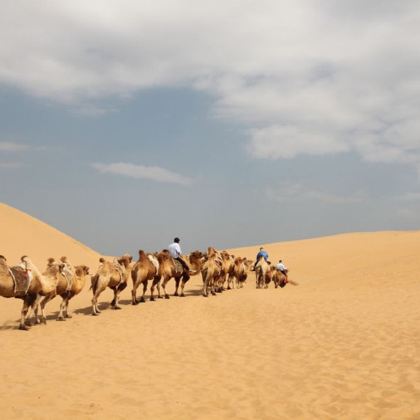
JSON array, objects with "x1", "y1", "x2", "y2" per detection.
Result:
[
  {"x1": 1, "y1": 1, "x2": 420, "y2": 169},
  {"x1": 92, "y1": 162, "x2": 193, "y2": 186},
  {"x1": 0, "y1": 142, "x2": 30, "y2": 152}
]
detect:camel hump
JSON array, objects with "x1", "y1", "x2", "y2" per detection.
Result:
[
  {"x1": 48, "y1": 257, "x2": 55, "y2": 264},
  {"x1": 60, "y1": 256, "x2": 68, "y2": 263},
  {"x1": 147, "y1": 254, "x2": 159, "y2": 271},
  {"x1": 99, "y1": 257, "x2": 105, "y2": 263}
]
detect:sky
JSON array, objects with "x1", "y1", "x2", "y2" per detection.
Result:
[{"x1": 1, "y1": 0, "x2": 420, "y2": 256}]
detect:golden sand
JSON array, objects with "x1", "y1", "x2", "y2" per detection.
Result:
[{"x1": 1, "y1": 203, "x2": 419, "y2": 419}]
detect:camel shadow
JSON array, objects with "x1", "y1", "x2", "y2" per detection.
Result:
[
  {"x1": 183, "y1": 289, "x2": 204, "y2": 297},
  {"x1": 74, "y1": 302, "x2": 109, "y2": 316},
  {"x1": 0, "y1": 321, "x2": 19, "y2": 330}
]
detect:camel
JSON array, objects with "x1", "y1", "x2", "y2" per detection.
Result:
[
  {"x1": 264, "y1": 266, "x2": 277, "y2": 288},
  {"x1": 131, "y1": 250, "x2": 159, "y2": 304},
  {"x1": 57, "y1": 263, "x2": 90, "y2": 319},
  {"x1": 157, "y1": 249, "x2": 191, "y2": 299},
  {"x1": 272, "y1": 268, "x2": 288, "y2": 288},
  {"x1": 0, "y1": 255, "x2": 56, "y2": 330},
  {"x1": 255, "y1": 257, "x2": 270, "y2": 288},
  {"x1": 188, "y1": 250, "x2": 206, "y2": 275},
  {"x1": 233, "y1": 257, "x2": 248, "y2": 288},
  {"x1": 32, "y1": 257, "x2": 67, "y2": 324},
  {"x1": 201, "y1": 247, "x2": 223, "y2": 297},
  {"x1": 221, "y1": 251, "x2": 235, "y2": 290},
  {"x1": 34, "y1": 257, "x2": 90, "y2": 322},
  {"x1": 205, "y1": 248, "x2": 226, "y2": 293},
  {"x1": 91, "y1": 255, "x2": 133, "y2": 316}
]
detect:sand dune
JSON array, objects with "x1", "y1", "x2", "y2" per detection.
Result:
[
  {"x1": 0, "y1": 203, "x2": 100, "y2": 268},
  {"x1": 1, "y1": 203, "x2": 420, "y2": 419}
]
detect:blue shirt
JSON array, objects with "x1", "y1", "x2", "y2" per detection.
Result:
[{"x1": 256, "y1": 250, "x2": 268, "y2": 261}]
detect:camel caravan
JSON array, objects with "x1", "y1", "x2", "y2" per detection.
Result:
[{"x1": 0, "y1": 241, "x2": 296, "y2": 330}]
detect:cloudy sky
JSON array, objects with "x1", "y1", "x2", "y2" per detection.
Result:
[{"x1": 1, "y1": 0, "x2": 420, "y2": 255}]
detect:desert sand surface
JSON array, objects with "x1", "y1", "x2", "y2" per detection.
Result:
[{"x1": 1, "y1": 202, "x2": 420, "y2": 419}]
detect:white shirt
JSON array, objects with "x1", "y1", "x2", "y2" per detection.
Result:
[
  {"x1": 276, "y1": 262, "x2": 287, "y2": 271},
  {"x1": 168, "y1": 242, "x2": 182, "y2": 258}
]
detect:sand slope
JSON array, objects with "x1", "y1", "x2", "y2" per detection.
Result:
[
  {"x1": 0, "y1": 203, "x2": 100, "y2": 268},
  {"x1": 1, "y1": 203, "x2": 420, "y2": 419}
]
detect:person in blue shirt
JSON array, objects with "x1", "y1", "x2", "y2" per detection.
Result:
[{"x1": 254, "y1": 246, "x2": 269, "y2": 270}]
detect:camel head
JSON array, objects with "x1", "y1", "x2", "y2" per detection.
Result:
[
  {"x1": 60, "y1": 256, "x2": 68, "y2": 263},
  {"x1": 0, "y1": 255, "x2": 6, "y2": 264},
  {"x1": 75, "y1": 265, "x2": 90, "y2": 276},
  {"x1": 221, "y1": 251, "x2": 231, "y2": 260},
  {"x1": 118, "y1": 255, "x2": 132, "y2": 267},
  {"x1": 122, "y1": 253, "x2": 133, "y2": 263},
  {"x1": 207, "y1": 247, "x2": 217, "y2": 257},
  {"x1": 190, "y1": 250, "x2": 204, "y2": 259}
]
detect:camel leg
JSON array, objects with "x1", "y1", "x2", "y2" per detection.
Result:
[
  {"x1": 112, "y1": 282, "x2": 126, "y2": 309},
  {"x1": 57, "y1": 296, "x2": 67, "y2": 321},
  {"x1": 211, "y1": 277, "x2": 217, "y2": 296},
  {"x1": 132, "y1": 280, "x2": 140, "y2": 305},
  {"x1": 150, "y1": 276, "x2": 160, "y2": 301},
  {"x1": 139, "y1": 280, "x2": 147, "y2": 303},
  {"x1": 156, "y1": 277, "x2": 162, "y2": 298},
  {"x1": 174, "y1": 277, "x2": 180, "y2": 296},
  {"x1": 64, "y1": 292, "x2": 74, "y2": 318},
  {"x1": 19, "y1": 297, "x2": 34, "y2": 330},
  {"x1": 91, "y1": 293, "x2": 98, "y2": 315},
  {"x1": 179, "y1": 273, "x2": 190, "y2": 297},
  {"x1": 201, "y1": 272, "x2": 208, "y2": 297},
  {"x1": 40, "y1": 292, "x2": 56, "y2": 324},
  {"x1": 114, "y1": 286, "x2": 123, "y2": 309},
  {"x1": 161, "y1": 276, "x2": 170, "y2": 299},
  {"x1": 30, "y1": 294, "x2": 42, "y2": 325},
  {"x1": 92, "y1": 282, "x2": 105, "y2": 315},
  {"x1": 110, "y1": 287, "x2": 120, "y2": 309},
  {"x1": 229, "y1": 274, "x2": 236, "y2": 289}
]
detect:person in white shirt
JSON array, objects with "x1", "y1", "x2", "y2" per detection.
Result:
[
  {"x1": 168, "y1": 237, "x2": 189, "y2": 272},
  {"x1": 276, "y1": 259, "x2": 288, "y2": 274}
]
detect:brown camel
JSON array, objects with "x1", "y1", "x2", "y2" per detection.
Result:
[
  {"x1": 204, "y1": 247, "x2": 225, "y2": 293},
  {"x1": 255, "y1": 257, "x2": 270, "y2": 288},
  {"x1": 272, "y1": 268, "x2": 288, "y2": 288},
  {"x1": 0, "y1": 255, "x2": 56, "y2": 330},
  {"x1": 131, "y1": 250, "x2": 159, "y2": 304},
  {"x1": 91, "y1": 255, "x2": 132, "y2": 315},
  {"x1": 57, "y1": 263, "x2": 90, "y2": 319},
  {"x1": 36, "y1": 257, "x2": 90, "y2": 321},
  {"x1": 265, "y1": 265, "x2": 277, "y2": 288},
  {"x1": 233, "y1": 257, "x2": 248, "y2": 288},
  {"x1": 157, "y1": 250, "x2": 191, "y2": 299},
  {"x1": 32, "y1": 257, "x2": 67, "y2": 324},
  {"x1": 201, "y1": 247, "x2": 223, "y2": 297},
  {"x1": 221, "y1": 251, "x2": 235, "y2": 290},
  {"x1": 188, "y1": 250, "x2": 206, "y2": 275}
]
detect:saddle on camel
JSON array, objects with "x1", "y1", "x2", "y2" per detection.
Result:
[{"x1": 7, "y1": 257, "x2": 33, "y2": 298}]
